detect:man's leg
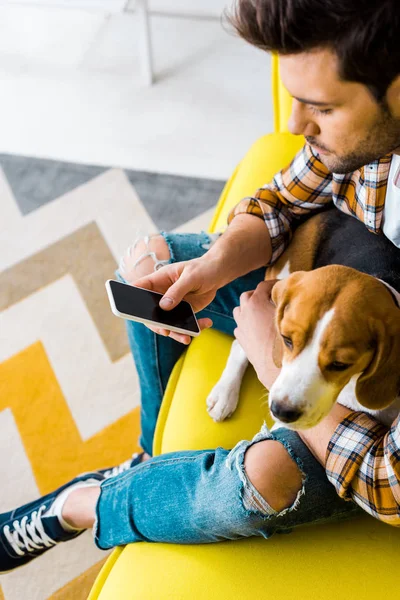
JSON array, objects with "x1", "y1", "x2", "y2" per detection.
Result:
[
  {"x1": 64, "y1": 426, "x2": 362, "y2": 547},
  {"x1": 0, "y1": 406, "x2": 362, "y2": 569},
  {"x1": 116, "y1": 230, "x2": 267, "y2": 457},
  {"x1": 117, "y1": 232, "x2": 189, "y2": 458},
  {"x1": 0, "y1": 423, "x2": 361, "y2": 570}
]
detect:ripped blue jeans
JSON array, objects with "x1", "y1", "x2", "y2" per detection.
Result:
[{"x1": 94, "y1": 231, "x2": 360, "y2": 549}]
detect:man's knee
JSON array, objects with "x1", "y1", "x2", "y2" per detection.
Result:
[
  {"x1": 244, "y1": 440, "x2": 303, "y2": 513},
  {"x1": 119, "y1": 234, "x2": 171, "y2": 282}
]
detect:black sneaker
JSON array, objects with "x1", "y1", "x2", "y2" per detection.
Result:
[
  {"x1": 100, "y1": 452, "x2": 146, "y2": 479},
  {"x1": 0, "y1": 472, "x2": 104, "y2": 572}
]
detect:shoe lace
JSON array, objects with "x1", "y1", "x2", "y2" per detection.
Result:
[
  {"x1": 3, "y1": 505, "x2": 56, "y2": 557},
  {"x1": 103, "y1": 454, "x2": 139, "y2": 478}
]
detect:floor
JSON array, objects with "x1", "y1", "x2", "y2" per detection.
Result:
[
  {"x1": 0, "y1": 6, "x2": 273, "y2": 599},
  {"x1": 0, "y1": 4, "x2": 273, "y2": 180}
]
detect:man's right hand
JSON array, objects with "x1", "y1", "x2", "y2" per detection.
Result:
[{"x1": 133, "y1": 256, "x2": 223, "y2": 344}]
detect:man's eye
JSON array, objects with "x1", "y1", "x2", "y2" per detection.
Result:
[
  {"x1": 326, "y1": 362, "x2": 351, "y2": 372},
  {"x1": 309, "y1": 106, "x2": 332, "y2": 116},
  {"x1": 282, "y1": 336, "x2": 293, "y2": 350}
]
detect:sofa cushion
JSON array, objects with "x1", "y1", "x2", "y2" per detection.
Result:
[{"x1": 209, "y1": 133, "x2": 303, "y2": 233}]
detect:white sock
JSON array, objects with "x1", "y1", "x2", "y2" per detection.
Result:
[{"x1": 45, "y1": 480, "x2": 101, "y2": 532}]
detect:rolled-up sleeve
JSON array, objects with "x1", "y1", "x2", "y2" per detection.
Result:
[
  {"x1": 326, "y1": 412, "x2": 400, "y2": 526},
  {"x1": 227, "y1": 144, "x2": 333, "y2": 265}
]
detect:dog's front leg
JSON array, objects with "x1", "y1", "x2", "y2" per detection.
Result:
[{"x1": 207, "y1": 339, "x2": 249, "y2": 422}]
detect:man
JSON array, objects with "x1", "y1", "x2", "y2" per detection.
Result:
[{"x1": 1, "y1": 0, "x2": 399, "y2": 571}]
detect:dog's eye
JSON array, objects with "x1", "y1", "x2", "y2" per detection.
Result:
[
  {"x1": 326, "y1": 362, "x2": 351, "y2": 372},
  {"x1": 282, "y1": 336, "x2": 293, "y2": 350}
]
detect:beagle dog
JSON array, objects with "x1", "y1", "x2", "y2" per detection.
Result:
[{"x1": 206, "y1": 209, "x2": 400, "y2": 429}]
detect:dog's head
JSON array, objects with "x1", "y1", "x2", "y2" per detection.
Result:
[{"x1": 269, "y1": 265, "x2": 400, "y2": 429}]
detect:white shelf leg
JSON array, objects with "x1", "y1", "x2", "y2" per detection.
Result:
[{"x1": 135, "y1": 0, "x2": 154, "y2": 85}]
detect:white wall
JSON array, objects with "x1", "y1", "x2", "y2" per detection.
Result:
[
  {"x1": 149, "y1": 0, "x2": 230, "y2": 18},
  {"x1": 0, "y1": 1, "x2": 126, "y2": 10},
  {"x1": 2, "y1": 0, "x2": 231, "y2": 18}
]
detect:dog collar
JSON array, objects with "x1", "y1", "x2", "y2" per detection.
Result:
[{"x1": 377, "y1": 278, "x2": 400, "y2": 308}]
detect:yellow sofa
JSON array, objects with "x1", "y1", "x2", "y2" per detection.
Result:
[{"x1": 88, "y1": 58, "x2": 399, "y2": 600}]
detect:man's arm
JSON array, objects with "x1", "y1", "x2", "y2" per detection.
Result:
[
  {"x1": 226, "y1": 143, "x2": 333, "y2": 265},
  {"x1": 299, "y1": 406, "x2": 400, "y2": 526},
  {"x1": 204, "y1": 213, "x2": 273, "y2": 286},
  {"x1": 203, "y1": 143, "x2": 333, "y2": 288},
  {"x1": 297, "y1": 404, "x2": 353, "y2": 463}
]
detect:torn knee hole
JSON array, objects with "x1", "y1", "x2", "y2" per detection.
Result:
[
  {"x1": 119, "y1": 234, "x2": 171, "y2": 279},
  {"x1": 244, "y1": 440, "x2": 304, "y2": 514}
]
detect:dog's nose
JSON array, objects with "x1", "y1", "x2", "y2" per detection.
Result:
[{"x1": 270, "y1": 401, "x2": 303, "y2": 423}]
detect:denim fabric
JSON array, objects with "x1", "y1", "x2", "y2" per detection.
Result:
[
  {"x1": 94, "y1": 424, "x2": 361, "y2": 548},
  {"x1": 118, "y1": 231, "x2": 266, "y2": 455},
  {"x1": 95, "y1": 231, "x2": 361, "y2": 549}
]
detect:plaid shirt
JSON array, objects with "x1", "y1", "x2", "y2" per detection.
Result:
[
  {"x1": 228, "y1": 143, "x2": 399, "y2": 525},
  {"x1": 227, "y1": 143, "x2": 393, "y2": 264},
  {"x1": 326, "y1": 413, "x2": 400, "y2": 526}
]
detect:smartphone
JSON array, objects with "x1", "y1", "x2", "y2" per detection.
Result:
[{"x1": 105, "y1": 279, "x2": 200, "y2": 337}]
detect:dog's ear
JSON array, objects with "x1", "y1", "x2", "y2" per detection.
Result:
[
  {"x1": 356, "y1": 316, "x2": 400, "y2": 409},
  {"x1": 271, "y1": 272, "x2": 306, "y2": 320},
  {"x1": 272, "y1": 334, "x2": 283, "y2": 368},
  {"x1": 271, "y1": 278, "x2": 286, "y2": 310},
  {"x1": 270, "y1": 272, "x2": 308, "y2": 368}
]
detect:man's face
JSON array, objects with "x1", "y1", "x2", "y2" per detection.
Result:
[{"x1": 280, "y1": 49, "x2": 400, "y2": 173}]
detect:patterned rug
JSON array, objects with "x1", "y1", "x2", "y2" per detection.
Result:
[{"x1": 0, "y1": 155, "x2": 224, "y2": 600}]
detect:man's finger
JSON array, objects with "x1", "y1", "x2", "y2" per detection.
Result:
[
  {"x1": 240, "y1": 290, "x2": 253, "y2": 299},
  {"x1": 168, "y1": 332, "x2": 191, "y2": 344},
  {"x1": 239, "y1": 290, "x2": 254, "y2": 304},
  {"x1": 198, "y1": 318, "x2": 213, "y2": 330},
  {"x1": 133, "y1": 275, "x2": 155, "y2": 291},
  {"x1": 146, "y1": 324, "x2": 169, "y2": 336},
  {"x1": 159, "y1": 274, "x2": 193, "y2": 310},
  {"x1": 256, "y1": 279, "x2": 279, "y2": 293}
]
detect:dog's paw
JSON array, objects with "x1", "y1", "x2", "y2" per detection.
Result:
[{"x1": 206, "y1": 383, "x2": 239, "y2": 422}]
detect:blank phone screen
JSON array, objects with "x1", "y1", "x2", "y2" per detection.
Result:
[{"x1": 109, "y1": 280, "x2": 199, "y2": 333}]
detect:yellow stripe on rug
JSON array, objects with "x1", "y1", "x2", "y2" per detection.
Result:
[{"x1": 0, "y1": 341, "x2": 141, "y2": 495}]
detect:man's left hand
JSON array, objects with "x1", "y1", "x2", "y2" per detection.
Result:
[{"x1": 233, "y1": 280, "x2": 281, "y2": 389}]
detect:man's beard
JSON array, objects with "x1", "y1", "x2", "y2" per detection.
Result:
[{"x1": 306, "y1": 110, "x2": 400, "y2": 174}]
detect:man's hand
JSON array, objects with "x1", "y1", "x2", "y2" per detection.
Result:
[
  {"x1": 232, "y1": 279, "x2": 356, "y2": 468},
  {"x1": 232, "y1": 280, "x2": 281, "y2": 389},
  {"x1": 133, "y1": 257, "x2": 221, "y2": 344}
]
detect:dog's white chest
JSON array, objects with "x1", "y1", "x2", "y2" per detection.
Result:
[{"x1": 337, "y1": 376, "x2": 400, "y2": 427}]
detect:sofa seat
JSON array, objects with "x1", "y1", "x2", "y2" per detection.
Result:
[{"x1": 88, "y1": 65, "x2": 400, "y2": 599}]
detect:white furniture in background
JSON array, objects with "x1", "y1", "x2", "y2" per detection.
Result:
[
  {"x1": 1, "y1": 0, "x2": 228, "y2": 85},
  {"x1": 0, "y1": 0, "x2": 154, "y2": 83},
  {"x1": 135, "y1": 0, "x2": 154, "y2": 85}
]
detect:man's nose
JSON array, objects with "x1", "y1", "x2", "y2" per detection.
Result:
[
  {"x1": 288, "y1": 101, "x2": 319, "y2": 137},
  {"x1": 270, "y1": 400, "x2": 303, "y2": 423}
]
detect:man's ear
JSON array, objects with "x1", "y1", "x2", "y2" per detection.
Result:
[{"x1": 386, "y1": 74, "x2": 400, "y2": 118}]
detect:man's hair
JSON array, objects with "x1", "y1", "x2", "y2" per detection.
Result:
[{"x1": 226, "y1": 0, "x2": 399, "y2": 103}]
